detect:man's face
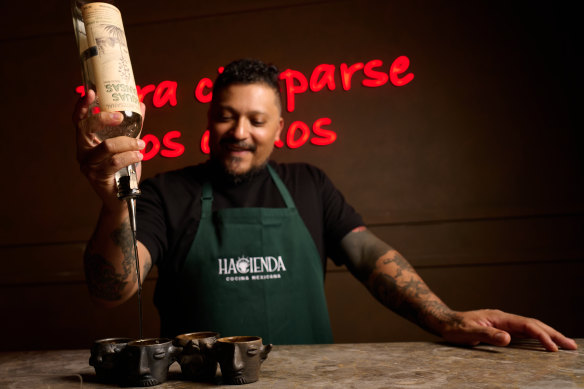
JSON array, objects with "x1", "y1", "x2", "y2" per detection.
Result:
[{"x1": 208, "y1": 83, "x2": 284, "y2": 176}]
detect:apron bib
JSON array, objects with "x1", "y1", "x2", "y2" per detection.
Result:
[{"x1": 171, "y1": 165, "x2": 333, "y2": 345}]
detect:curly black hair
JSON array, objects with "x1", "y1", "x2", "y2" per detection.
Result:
[{"x1": 212, "y1": 58, "x2": 282, "y2": 110}]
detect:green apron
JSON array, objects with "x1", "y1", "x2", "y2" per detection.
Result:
[{"x1": 175, "y1": 164, "x2": 333, "y2": 345}]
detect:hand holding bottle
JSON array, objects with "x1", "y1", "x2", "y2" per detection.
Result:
[
  {"x1": 74, "y1": 89, "x2": 146, "y2": 211},
  {"x1": 72, "y1": 1, "x2": 144, "y2": 201}
]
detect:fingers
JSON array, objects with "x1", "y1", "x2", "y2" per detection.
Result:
[
  {"x1": 79, "y1": 111, "x2": 125, "y2": 136},
  {"x1": 451, "y1": 310, "x2": 578, "y2": 352},
  {"x1": 444, "y1": 325, "x2": 510, "y2": 348},
  {"x1": 81, "y1": 136, "x2": 145, "y2": 170},
  {"x1": 513, "y1": 319, "x2": 559, "y2": 352},
  {"x1": 554, "y1": 335, "x2": 578, "y2": 350},
  {"x1": 509, "y1": 318, "x2": 578, "y2": 352},
  {"x1": 76, "y1": 111, "x2": 126, "y2": 160},
  {"x1": 73, "y1": 89, "x2": 95, "y2": 124}
]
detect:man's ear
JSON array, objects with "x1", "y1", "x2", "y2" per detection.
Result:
[{"x1": 274, "y1": 117, "x2": 284, "y2": 142}]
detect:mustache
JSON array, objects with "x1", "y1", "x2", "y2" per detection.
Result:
[{"x1": 220, "y1": 138, "x2": 257, "y2": 152}]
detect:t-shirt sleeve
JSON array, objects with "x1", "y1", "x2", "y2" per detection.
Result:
[{"x1": 311, "y1": 166, "x2": 365, "y2": 266}]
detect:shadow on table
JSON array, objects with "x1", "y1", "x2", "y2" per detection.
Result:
[
  {"x1": 434, "y1": 341, "x2": 502, "y2": 354},
  {"x1": 80, "y1": 371, "x2": 220, "y2": 387},
  {"x1": 436, "y1": 339, "x2": 553, "y2": 353}
]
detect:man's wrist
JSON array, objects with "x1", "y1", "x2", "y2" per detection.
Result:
[
  {"x1": 416, "y1": 300, "x2": 462, "y2": 337},
  {"x1": 101, "y1": 197, "x2": 128, "y2": 216}
]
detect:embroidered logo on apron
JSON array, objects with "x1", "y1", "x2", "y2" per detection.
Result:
[{"x1": 218, "y1": 255, "x2": 287, "y2": 282}]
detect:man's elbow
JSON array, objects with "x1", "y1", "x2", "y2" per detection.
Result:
[{"x1": 86, "y1": 281, "x2": 136, "y2": 308}]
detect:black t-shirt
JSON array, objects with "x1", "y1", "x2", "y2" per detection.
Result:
[{"x1": 136, "y1": 160, "x2": 364, "y2": 278}]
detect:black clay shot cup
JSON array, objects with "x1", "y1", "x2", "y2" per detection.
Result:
[
  {"x1": 216, "y1": 336, "x2": 272, "y2": 385},
  {"x1": 121, "y1": 338, "x2": 181, "y2": 387},
  {"x1": 174, "y1": 331, "x2": 220, "y2": 381},
  {"x1": 89, "y1": 337, "x2": 133, "y2": 383}
]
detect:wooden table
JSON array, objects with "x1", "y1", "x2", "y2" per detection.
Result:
[{"x1": 0, "y1": 339, "x2": 582, "y2": 388}]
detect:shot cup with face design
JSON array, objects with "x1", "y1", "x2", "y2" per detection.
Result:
[
  {"x1": 216, "y1": 336, "x2": 273, "y2": 385},
  {"x1": 121, "y1": 338, "x2": 181, "y2": 387},
  {"x1": 174, "y1": 331, "x2": 220, "y2": 381},
  {"x1": 89, "y1": 337, "x2": 133, "y2": 383}
]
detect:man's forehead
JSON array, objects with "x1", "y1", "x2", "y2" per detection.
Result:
[{"x1": 212, "y1": 82, "x2": 282, "y2": 112}]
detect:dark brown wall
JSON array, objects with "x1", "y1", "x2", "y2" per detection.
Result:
[{"x1": 0, "y1": 0, "x2": 582, "y2": 351}]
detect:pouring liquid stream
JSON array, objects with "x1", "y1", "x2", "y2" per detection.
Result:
[{"x1": 117, "y1": 165, "x2": 143, "y2": 340}]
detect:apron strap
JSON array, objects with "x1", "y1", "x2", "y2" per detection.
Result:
[
  {"x1": 267, "y1": 164, "x2": 295, "y2": 209},
  {"x1": 201, "y1": 164, "x2": 294, "y2": 215},
  {"x1": 201, "y1": 181, "x2": 213, "y2": 218}
]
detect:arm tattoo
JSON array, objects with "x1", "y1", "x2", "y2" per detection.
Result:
[
  {"x1": 369, "y1": 250, "x2": 426, "y2": 322},
  {"x1": 418, "y1": 301, "x2": 464, "y2": 334},
  {"x1": 84, "y1": 219, "x2": 136, "y2": 301},
  {"x1": 110, "y1": 219, "x2": 138, "y2": 283},
  {"x1": 84, "y1": 250, "x2": 128, "y2": 301},
  {"x1": 341, "y1": 229, "x2": 462, "y2": 335},
  {"x1": 370, "y1": 250, "x2": 462, "y2": 334}
]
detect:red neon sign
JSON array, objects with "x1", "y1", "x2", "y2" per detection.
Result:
[
  {"x1": 194, "y1": 77, "x2": 213, "y2": 103},
  {"x1": 198, "y1": 117, "x2": 335, "y2": 154},
  {"x1": 277, "y1": 57, "x2": 414, "y2": 112},
  {"x1": 311, "y1": 118, "x2": 336, "y2": 146},
  {"x1": 310, "y1": 64, "x2": 336, "y2": 92},
  {"x1": 389, "y1": 56, "x2": 415, "y2": 86},
  {"x1": 287, "y1": 121, "x2": 311, "y2": 149},
  {"x1": 140, "y1": 131, "x2": 184, "y2": 161},
  {"x1": 279, "y1": 69, "x2": 308, "y2": 113},
  {"x1": 362, "y1": 59, "x2": 389, "y2": 87},
  {"x1": 75, "y1": 56, "x2": 414, "y2": 159},
  {"x1": 201, "y1": 130, "x2": 211, "y2": 154},
  {"x1": 77, "y1": 80, "x2": 178, "y2": 108},
  {"x1": 339, "y1": 62, "x2": 364, "y2": 90}
]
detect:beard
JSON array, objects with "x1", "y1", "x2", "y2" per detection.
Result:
[
  {"x1": 210, "y1": 139, "x2": 268, "y2": 184},
  {"x1": 210, "y1": 156, "x2": 267, "y2": 185}
]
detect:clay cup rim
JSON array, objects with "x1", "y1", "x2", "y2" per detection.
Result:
[
  {"x1": 217, "y1": 336, "x2": 262, "y2": 344},
  {"x1": 127, "y1": 338, "x2": 173, "y2": 347},
  {"x1": 175, "y1": 331, "x2": 220, "y2": 341}
]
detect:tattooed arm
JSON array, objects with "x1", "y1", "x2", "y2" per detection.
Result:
[
  {"x1": 83, "y1": 204, "x2": 152, "y2": 307},
  {"x1": 340, "y1": 227, "x2": 458, "y2": 335},
  {"x1": 340, "y1": 227, "x2": 577, "y2": 352}
]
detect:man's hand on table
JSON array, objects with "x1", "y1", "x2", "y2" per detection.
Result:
[{"x1": 439, "y1": 309, "x2": 578, "y2": 352}]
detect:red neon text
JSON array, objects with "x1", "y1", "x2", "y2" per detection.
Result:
[
  {"x1": 279, "y1": 69, "x2": 308, "y2": 113},
  {"x1": 282, "y1": 118, "x2": 336, "y2": 149},
  {"x1": 362, "y1": 59, "x2": 389, "y2": 87},
  {"x1": 141, "y1": 131, "x2": 185, "y2": 161},
  {"x1": 311, "y1": 118, "x2": 336, "y2": 146},
  {"x1": 199, "y1": 118, "x2": 336, "y2": 154},
  {"x1": 74, "y1": 57, "x2": 413, "y2": 159},
  {"x1": 194, "y1": 78, "x2": 213, "y2": 103},
  {"x1": 76, "y1": 81, "x2": 178, "y2": 108},
  {"x1": 389, "y1": 56, "x2": 414, "y2": 86},
  {"x1": 201, "y1": 130, "x2": 211, "y2": 154},
  {"x1": 280, "y1": 56, "x2": 414, "y2": 112},
  {"x1": 193, "y1": 67, "x2": 225, "y2": 104},
  {"x1": 340, "y1": 62, "x2": 364, "y2": 90},
  {"x1": 310, "y1": 64, "x2": 336, "y2": 92}
]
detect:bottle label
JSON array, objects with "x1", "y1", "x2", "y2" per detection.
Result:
[{"x1": 81, "y1": 3, "x2": 140, "y2": 114}]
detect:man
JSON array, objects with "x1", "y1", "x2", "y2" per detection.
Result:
[{"x1": 75, "y1": 59, "x2": 577, "y2": 350}]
